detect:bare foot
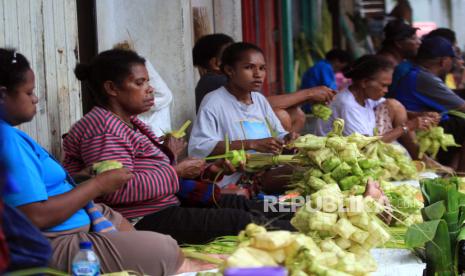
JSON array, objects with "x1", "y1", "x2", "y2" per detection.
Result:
[{"x1": 175, "y1": 254, "x2": 226, "y2": 274}]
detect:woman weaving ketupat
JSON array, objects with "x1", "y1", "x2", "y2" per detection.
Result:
[{"x1": 315, "y1": 55, "x2": 452, "y2": 173}]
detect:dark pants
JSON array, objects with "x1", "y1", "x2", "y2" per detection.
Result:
[
  {"x1": 134, "y1": 195, "x2": 295, "y2": 244},
  {"x1": 437, "y1": 115, "x2": 465, "y2": 164}
]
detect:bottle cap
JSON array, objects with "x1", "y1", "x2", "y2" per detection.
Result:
[{"x1": 79, "y1": 241, "x2": 92, "y2": 250}]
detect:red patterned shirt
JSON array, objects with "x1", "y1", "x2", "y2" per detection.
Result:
[{"x1": 63, "y1": 106, "x2": 180, "y2": 218}]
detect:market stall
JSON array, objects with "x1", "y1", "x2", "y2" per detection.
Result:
[{"x1": 174, "y1": 119, "x2": 465, "y2": 275}]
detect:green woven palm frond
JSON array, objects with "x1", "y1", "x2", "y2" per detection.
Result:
[
  {"x1": 446, "y1": 109, "x2": 465, "y2": 120},
  {"x1": 265, "y1": 117, "x2": 278, "y2": 138},
  {"x1": 6, "y1": 268, "x2": 68, "y2": 276}
]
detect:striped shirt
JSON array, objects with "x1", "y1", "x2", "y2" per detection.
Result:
[{"x1": 63, "y1": 106, "x2": 180, "y2": 218}]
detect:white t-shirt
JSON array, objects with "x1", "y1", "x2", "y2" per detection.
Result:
[
  {"x1": 137, "y1": 60, "x2": 173, "y2": 137},
  {"x1": 188, "y1": 86, "x2": 288, "y2": 187},
  {"x1": 316, "y1": 88, "x2": 385, "y2": 136}
]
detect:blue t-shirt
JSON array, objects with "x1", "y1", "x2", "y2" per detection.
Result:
[
  {"x1": 300, "y1": 60, "x2": 336, "y2": 112},
  {"x1": 394, "y1": 66, "x2": 465, "y2": 116},
  {"x1": 0, "y1": 121, "x2": 90, "y2": 232},
  {"x1": 301, "y1": 60, "x2": 337, "y2": 90},
  {"x1": 387, "y1": 60, "x2": 413, "y2": 98}
]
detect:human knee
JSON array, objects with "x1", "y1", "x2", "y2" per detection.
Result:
[
  {"x1": 146, "y1": 233, "x2": 182, "y2": 275},
  {"x1": 119, "y1": 231, "x2": 182, "y2": 275},
  {"x1": 288, "y1": 106, "x2": 306, "y2": 132},
  {"x1": 289, "y1": 106, "x2": 305, "y2": 124}
]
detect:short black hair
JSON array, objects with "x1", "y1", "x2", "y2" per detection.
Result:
[
  {"x1": 75, "y1": 49, "x2": 145, "y2": 107},
  {"x1": 220, "y1": 42, "x2": 264, "y2": 73},
  {"x1": 343, "y1": 55, "x2": 394, "y2": 81},
  {"x1": 325, "y1": 49, "x2": 351, "y2": 64},
  {"x1": 424, "y1": 28, "x2": 457, "y2": 45},
  {"x1": 0, "y1": 48, "x2": 31, "y2": 94},
  {"x1": 382, "y1": 19, "x2": 418, "y2": 47},
  {"x1": 192, "y1": 33, "x2": 234, "y2": 69}
]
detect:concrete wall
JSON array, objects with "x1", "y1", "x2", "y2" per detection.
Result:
[
  {"x1": 96, "y1": 0, "x2": 196, "y2": 129},
  {"x1": 450, "y1": 0, "x2": 465, "y2": 49},
  {"x1": 96, "y1": 0, "x2": 242, "y2": 130}
]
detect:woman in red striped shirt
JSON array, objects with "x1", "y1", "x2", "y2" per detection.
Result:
[
  {"x1": 63, "y1": 49, "x2": 294, "y2": 244},
  {"x1": 0, "y1": 48, "x2": 187, "y2": 275}
]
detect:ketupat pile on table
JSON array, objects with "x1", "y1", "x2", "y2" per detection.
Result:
[{"x1": 184, "y1": 119, "x2": 463, "y2": 275}]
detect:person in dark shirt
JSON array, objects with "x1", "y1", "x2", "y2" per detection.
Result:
[
  {"x1": 394, "y1": 37, "x2": 465, "y2": 171},
  {"x1": 301, "y1": 49, "x2": 351, "y2": 91},
  {"x1": 193, "y1": 34, "x2": 233, "y2": 112},
  {"x1": 378, "y1": 19, "x2": 420, "y2": 67},
  {"x1": 300, "y1": 49, "x2": 351, "y2": 112}
]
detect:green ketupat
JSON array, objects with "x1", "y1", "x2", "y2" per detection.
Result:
[
  {"x1": 330, "y1": 162, "x2": 352, "y2": 181},
  {"x1": 416, "y1": 126, "x2": 460, "y2": 159},
  {"x1": 307, "y1": 147, "x2": 334, "y2": 168},
  {"x1": 92, "y1": 160, "x2": 123, "y2": 174},
  {"x1": 322, "y1": 156, "x2": 342, "y2": 173},
  {"x1": 328, "y1": 118, "x2": 345, "y2": 137},
  {"x1": 312, "y1": 104, "x2": 333, "y2": 121},
  {"x1": 326, "y1": 136, "x2": 347, "y2": 151},
  {"x1": 250, "y1": 231, "x2": 294, "y2": 251},
  {"x1": 226, "y1": 247, "x2": 277, "y2": 267},
  {"x1": 347, "y1": 132, "x2": 380, "y2": 150},
  {"x1": 167, "y1": 120, "x2": 191, "y2": 138},
  {"x1": 289, "y1": 134, "x2": 327, "y2": 150}
]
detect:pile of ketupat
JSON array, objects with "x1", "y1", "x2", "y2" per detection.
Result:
[
  {"x1": 416, "y1": 126, "x2": 460, "y2": 159},
  {"x1": 223, "y1": 185, "x2": 391, "y2": 275},
  {"x1": 287, "y1": 119, "x2": 419, "y2": 197}
]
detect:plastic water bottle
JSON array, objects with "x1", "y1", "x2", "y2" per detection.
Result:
[{"x1": 72, "y1": 241, "x2": 100, "y2": 276}]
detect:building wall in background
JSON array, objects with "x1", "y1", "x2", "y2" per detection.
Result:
[
  {"x1": 450, "y1": 0, "x2": 465, "y2": 49},
  {"x1": 96, "y1": 0, "x2": 196, "y2": 130},
  {"x1": 0, "y1": 0, "x2": 242, "y2": 155},
  {"x1": 0, "y1": 0, "x2": 81, "y2": 157},
  {"x1": 191, "y1": 0, "x2": 242, "y2": 41},
  {"x1": 96, "y1": 0, "x2": 242, "y2": 130}
]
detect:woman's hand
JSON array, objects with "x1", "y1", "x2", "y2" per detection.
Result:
[
  {"x1": 72, "y1": 165, "x2": 94, "y2": 183},
  {"x1": 405, "y1": 116, "x2": 435, "y2": 131},
  {"x1": 364, "y1": 179, "x2": 392, "y2": 224},
  {"x1": 94, "y1": 168, "x2": 133, "y2": 195},
  {"x1": 422, "y1": 112, "x2": 441, "y2": 125},
  {"x1": 175, "y1": 157, "x2": 206, "y2": 179},
  {"x1": 209, "y1": 159, "x2": 243, "y2": 176},
  {"x1": 306, "y1": 86, "x2": 337, "y2": 104},
  {"x1": 284, "y1": 132, "x2": 300, "y2": 144},
  {"x1": 163, "y1": 135, "x2": 187, "y2": 161},
  {"x1": 248, "y1": 137, "x2": 283, "y2": 154}
]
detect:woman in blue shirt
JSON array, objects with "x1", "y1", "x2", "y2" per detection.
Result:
[{"x1": 0, "y1": 48, "x2": 185, "y2": 275}]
